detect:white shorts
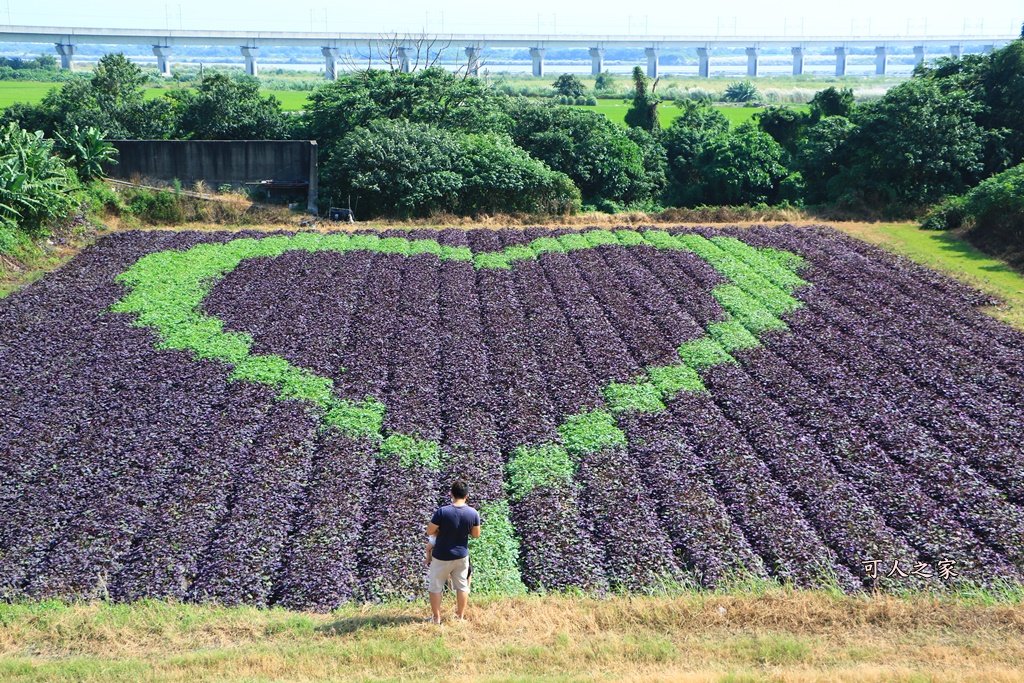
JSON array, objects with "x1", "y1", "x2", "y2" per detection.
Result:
[{"x1": 427, "y1": 556, "x2": 470, "y2": 594}]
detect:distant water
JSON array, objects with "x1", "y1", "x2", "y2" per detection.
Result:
[{"x1": 83, "y1": 56, "x2": 917, "y2": 78}]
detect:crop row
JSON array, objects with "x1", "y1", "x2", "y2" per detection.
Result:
[{"x1": 1, "y1": 225, "x2": 1022, "y2": 607}]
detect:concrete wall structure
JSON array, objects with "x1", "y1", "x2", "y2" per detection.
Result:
[
  {"x1": 104, "y1": 139, "x2": 318, "y2": 213},
  {"x1": 0, "y1": 25, "x2": 1015, "y2": 80}
]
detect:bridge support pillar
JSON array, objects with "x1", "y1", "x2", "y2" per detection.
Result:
[
  {"x1": 874, "y1": 46, "x2": 888, "y2": 75},
  {"x1": 322, "y1": 47, "x2": 339, "y2": 80},
  {"x1": 645, "y1": 48, "x2": 659, "y2": 79},
  {"x1": 696, "y1": 47, "x2": 710, "y2": 77},
  {"x1": 791, "y1": 46, "x2": 804, "y2": 75},
  {"x1": 834, "y1": 46, "x2": 847, "y2": 76},
  {"x1": 589, "y1": 48, "x2": 604, "y2": 75},
  {"x1": 913, "y1": 45, "x2": 926, "y2": 65},
  {"x1": 465, "y1": 46, "x2": 481, "y2": 76},
  {"x1": 396, "y1": 46, "x2": 412, "y2": 73},
  {"x1": 950, "y1": 44, "x2": 963, "y2": 58},
  {"x1": 745, "y1": 47, "x2": 760, "y2": 77},
  {"x1": 530, "y1": 48, "x2": 546, "y2": 77},
  {"x1": 152, "y1": 45, "x2": 172, "y2": 77},
  {"x1": 55, "y1": 43, "x2": 75, "y2": 70},
  {"x1": 241, "y1": 46, "x2": 259, "y2": 76}
]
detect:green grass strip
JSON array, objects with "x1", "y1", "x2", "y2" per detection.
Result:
[
  {"x1": 380, "y1": 434, "x2": 442, "y2": 470},
  {"x1": 712, "y1": 285, "x2": 788, "y2": 335},
  {"x1": 640, "y1": 229, "x2": 681, "y2": 250},
  {"x1": 348, "y1": 233, "x2": 381, "y2": 251},
  {"x1": 708, "y1": 318, "x2": 761, "y2": 353},
  {"x1": 557, "y1": 232, "x2": 591, "y2": 251},
  {"x1": 583, "y1": 229, "x2": 622, "y2": 247},
  {"x1": 710, "y1": 236, "x2": 807, "y2": 290},
  {"x1": 558, "y1": 409, "x2": 627, "y2": 458},
  {"x1": 647, "y1": 363, "x2": 706, "y2": 396},
  {"x1": 322, "y1": 398, "x2": 385, "y2": 440},
  {"x1": 473, "y1": 251, "x2": 512, "y2": 269},
  {"x1": 503, "y1": 244, "x2": 537, "y2": 262},
  {"x1": 505, "y1": 443, "x2": 575, "y2": 501},
  {"x1": 440, "y1": 245, "x2": 473, "y2": 261},
  {"x1": 603, "y1": 380, "x2": 666, "y2": 413},
  {"x1": 468, "y1": 500, "x2": 527, "y2": 595},
  {"x1": 613, "y1": 229, "x2": 645, "y2": 246},
  {"x1": 408, "y1": 238, "x2": 443, "y2": 256},
  {"x1": 678, "y1": 336, "x2": 736, "y2": 368},
  {"x1": 529, "y1": 236, "x2": 565, "y2": 255},
  {"x1": 232, "y1": 354, "x2": 336, "y2": 405},
  {"x1": 670, "y1": 233, "x2": 804, "y2": 316},
  {"x1": 319, "y1": 232, "x2": 352, "y2": 251}
]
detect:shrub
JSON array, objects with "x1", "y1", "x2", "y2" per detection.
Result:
[
  {"x1": 723, "y1": 81, "x2": 760, "y2": 103},
  {"x1": 552, "y1": 74, "x2": 586, "y2": 98},
  {"x1": 329, "y1": 119, "x2": 579, "y2": 218},
  {"x1": 921, "y1": 162, "x2": 1024, "y2": 268},
  {"x1": 0, "y1": 122, "x2": 78, "y2": 238},
  {"x1": 122, "y1": 187, "x2": 186, "y2": 224},
  {"x1": 594, "y1": 71, "x2": 615, "y2": 91},
  {"x1": 809, "y1": 86, "x2": 855, "y2": 120}
]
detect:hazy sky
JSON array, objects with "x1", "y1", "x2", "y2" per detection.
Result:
[{"x1": 2, "y1": 0, "x2": 1021, "y2": 37}]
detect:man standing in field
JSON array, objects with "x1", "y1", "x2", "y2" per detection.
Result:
[{"x1": 425, "y1": 480, "x2": 481, "y2": 624}]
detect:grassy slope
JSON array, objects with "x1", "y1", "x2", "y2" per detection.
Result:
[
  {"x1": 832, "y1": 222, "x2": 1024, "y2": 329},
  {"x1": 1, "y1": 590, "x2": 1023, "y2": 682}
]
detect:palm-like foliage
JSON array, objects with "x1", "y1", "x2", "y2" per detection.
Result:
[
  {"x1": 723, "y1": 81, "x2": 760, "y2": 103},
  {"x1": 56, "y1": 125, "x2": 119, "y2": 181},
  {"x1": 0, "y1": 122, "x2": 77, "y2": 236}
]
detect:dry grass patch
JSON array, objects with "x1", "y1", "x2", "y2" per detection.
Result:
[{"x1": 1, "y1": 591, "x2": 1023, "y2": 682}]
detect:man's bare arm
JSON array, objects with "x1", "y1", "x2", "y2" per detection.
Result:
[
  {"x1": 470, "y1": 525, "x2": 481, "y2": 539},
  {"x1": 427, "y1": 522, "x2": 439, "y2": 536}
]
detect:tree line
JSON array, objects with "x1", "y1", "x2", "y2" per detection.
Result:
[{"x1": 1, "y1": 41, "x2": 1023, "y2": 231}]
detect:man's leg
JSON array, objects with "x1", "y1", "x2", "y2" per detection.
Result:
[
  {"x1": 429, "y1": 591, "x2": 443, "y2": 624},
  {"x1": 427, "y1": 559, "x2": 451, "y2": 624},
  {"x1": 455, "y1": 590, "x2": 468, "y2": 620}
]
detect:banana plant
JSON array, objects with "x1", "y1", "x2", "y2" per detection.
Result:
[{"x1": 55, "y1": 125, "x2": 119, "y2": 181}]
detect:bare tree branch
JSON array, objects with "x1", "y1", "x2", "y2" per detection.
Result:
[{"x1": 329, "y1": 33, "x2": 479, "y2": 78}]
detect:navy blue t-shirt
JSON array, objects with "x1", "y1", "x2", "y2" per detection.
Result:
[{"x1": 430, "y1": 504, "x2": 481, "y2": 561}]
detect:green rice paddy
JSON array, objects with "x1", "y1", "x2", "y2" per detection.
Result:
[{"x1": 0, "y1": 80, "x2": 807, "y2": 126}]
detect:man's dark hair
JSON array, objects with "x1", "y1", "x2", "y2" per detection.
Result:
[{"x1": 451, "y1": 480, "x2": 469, "y2": 500}]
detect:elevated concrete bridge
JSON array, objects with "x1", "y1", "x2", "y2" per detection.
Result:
[{"x1": 1, "y1": 25, "x2": 1016, "y2": 79}]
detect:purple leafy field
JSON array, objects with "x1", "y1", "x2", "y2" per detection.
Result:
[{"x1": 1, "y1": 225, "x2": 1023, "y2": 610}]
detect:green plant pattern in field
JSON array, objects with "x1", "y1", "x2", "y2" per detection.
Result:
[{"x1": 111, "y1": 228, "x2": 808, "y2": 594}]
